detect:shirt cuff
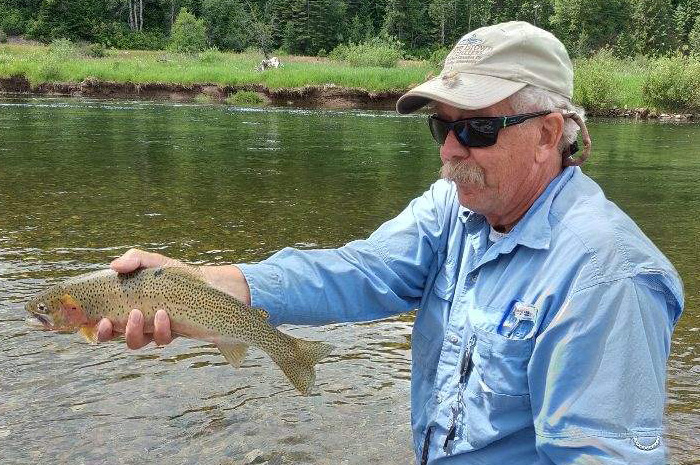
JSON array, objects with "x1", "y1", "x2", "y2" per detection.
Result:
[{"x1": 235, "y1": 262, "x2": 287, "y2": 326}]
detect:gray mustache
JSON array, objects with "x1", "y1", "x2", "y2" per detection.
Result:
[{"x1": 440, "y1": 160, "x2": 486, "y2": 187}]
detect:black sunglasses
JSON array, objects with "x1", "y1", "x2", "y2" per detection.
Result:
[{"x1": 428, "y1": 111, "x2": 551, "y2": 148}]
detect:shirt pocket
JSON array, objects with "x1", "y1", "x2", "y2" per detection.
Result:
[
  {"x1": 432, "y1": 255, "x2": 457, "y2": 302},
  {"x1": 457, "y1": 326, "x2": 534, "y2": 451}
]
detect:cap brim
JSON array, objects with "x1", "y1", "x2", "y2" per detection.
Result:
[{"x1": 396, "y1": 74, "x2": 527, "y2": 114}]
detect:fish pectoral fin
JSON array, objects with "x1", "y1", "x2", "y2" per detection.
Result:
[
  {"x1": 78, "y1": 325, "x2": 99, "y2": 343},
  {"x1": 218, "y1": 342, "x2": 249, "y2": 368}
]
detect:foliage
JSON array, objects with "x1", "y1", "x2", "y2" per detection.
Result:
[
  {"x1": 198, "y1": 47, "x2": 224, "y2": 64},
  {"x1": 276, "y1": 0, "x2": 346, "y2": 56},
  {"x1": 631, "y1": 0, "x2": 675, "y2": 56},
  {"x1": 91, "y1": 22, "x2": 168, "y2": 50},
  {"x1": 690, "y1": 15, "x2": 700, "y2": 55},
  {"x1": 169, "y1": 8, "x2": 207, "y2": 53},
  {"x1": 642, "y1": 55, "x2": 700, "y2": 110},
  {"x1": 0, "y1": 28, "x2": 7, "y2": 44},
  {"x1": 49, "y1": 38, "x2": 79, "y2": 58},
  {"x1": 429, "y1": 47, "x2": 450, "y2": 69},
  {"x1": 2, "y1": 0, "x2": 699, "y2": 70},
  {"x1": 573, "y1": 49, "x2": 624, "y2": 111},
  {"x1": 0, "y1": 7, "x2": 26, "y2": 36},
  {"x1": 226, "y1": 90, "x2": 266, "y2": 105},
  {"x1": 329, "y1": 36, "x2": 404, "y2": 68},
  {"x1": 550, "y1": 0, "x2": 630, "y2": 57},
  {"x1": 201, "y1": 0, "x2": 249, "y2": 51},
  {"x1": 84, "y1": 42, "x2": 106, "y2": 58}
]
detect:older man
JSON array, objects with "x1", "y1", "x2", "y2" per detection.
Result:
[{"x1": 99, "y1": 22, "x2": 683, "y2": 464}]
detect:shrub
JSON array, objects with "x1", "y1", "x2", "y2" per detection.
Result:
[
  {"x1": 0, "y1": 8, "x2": 25, "y2": 36},
  {"x1": 573, "y1": 49, "x2": 623, "y2": 111},
  {"x1": 0, "y1": 28, "x2": 7, "y2": 44},
  {"x1": 92, "y1": 22, "x2": 168, "y2": 50},
  {"x1": 429, "y1": 47, "x2": 451, "y2": 69},
  {"x1": 84, "y1": 42, "x2": 106, "y2": 58},
  {"x1": 49, "y1": 38, "x2": 79, "y2": 58},
  {"x1": 642, "y1": 55, "x2": 700, "y2": 111},
  {"x1": 226, "y1": 90, "x2": 266, "y2": 106},
  {"x1": 329, "y1": 36, "x2": 403, "y2": 68},
  {"x1": 170, "y1": 8, "x2": 207, "y2": 53},
  {"x1": 37, "y1": 60, "x2": 63, "y2": 82},
  {"x1": 198, "y1": 47, "x2": 224, "y2": 64}
]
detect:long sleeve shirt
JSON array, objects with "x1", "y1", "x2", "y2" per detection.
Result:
[{"x1": 237, "y1": 166, "x2": 684, "y2": 464}]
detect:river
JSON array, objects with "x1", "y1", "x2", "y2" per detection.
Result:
[{"x1": 0, "y1": 96, "x2": 697, "y2": 464}]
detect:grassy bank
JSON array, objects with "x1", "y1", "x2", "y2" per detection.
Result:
[
  {"x1": 1, "y1": 42, "x2": 699, "y2": 113},
  {"x1": 0, "y1": 43, "x2": 432, "y2": 92}
]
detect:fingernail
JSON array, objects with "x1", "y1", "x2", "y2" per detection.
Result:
[
  {"x1": 130, "y1": 309, "x2": 142, "y2": 322},
  {"x1": 155, "y1": 310, "x2": 165, "y2": 322}
]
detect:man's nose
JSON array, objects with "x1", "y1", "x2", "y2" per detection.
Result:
[{"x1": 440, "y1": 130, "x2": 469, "y2": 161}]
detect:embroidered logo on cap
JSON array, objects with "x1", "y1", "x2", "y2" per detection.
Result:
[{"x1": 445, "y1": 35, "x2": 493, "y2": 68}]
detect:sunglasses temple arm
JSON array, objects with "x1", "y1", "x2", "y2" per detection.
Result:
[{"x1": 560, "y1": 111, "x2": 592, "y2": 167}]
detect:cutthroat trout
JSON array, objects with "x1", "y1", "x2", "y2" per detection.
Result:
[{"x1": 25, "y1": 266, "x2": 333, "y2": 395}]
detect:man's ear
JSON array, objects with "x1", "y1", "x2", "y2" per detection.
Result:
[{"x1": 535, "y1": 112, "x2": 564, "y2": 164}]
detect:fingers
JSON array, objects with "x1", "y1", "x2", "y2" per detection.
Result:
[
  {"x1": 110, "y1": 248, "x2": 174, "y2": 274},
  {"x1": 96, "y1": 318, "x2": 114, "y2": 342},
  {"x1": 124, "y1": 309, "x2": 153, "y2": 350},
  {"x1": 152, "y1": 309, "x2": 173, "y2": 346}
]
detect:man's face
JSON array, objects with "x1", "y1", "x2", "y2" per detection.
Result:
[{"x1": 436, "y1": 100, "x2": 541, "y2": 222}]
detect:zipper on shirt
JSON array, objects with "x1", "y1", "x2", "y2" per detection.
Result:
[
  {"x1": 420, "y1": 426, "x2": 434, "y2": 465},
  {"x1": 443, "y1": 334, "x2": 477, "y2": 453}
]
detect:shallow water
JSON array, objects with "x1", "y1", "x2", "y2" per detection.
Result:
[{"x1": 0, "y1": 97, "x2": 698, "y2": 464}]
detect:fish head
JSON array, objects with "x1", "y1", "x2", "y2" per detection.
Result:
[{"x1": 25, "y1": 288, "x2": 87, "y2": 331}]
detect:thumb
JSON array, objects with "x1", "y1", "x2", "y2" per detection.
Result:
[{"x1": 111, "y1": 248, "x2": 167, "y2": 274}]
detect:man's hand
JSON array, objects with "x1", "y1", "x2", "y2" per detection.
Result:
[
  {"x1": 96, "y1": 248, "x2": 181, "y2": 347},
  {"x1": 96, "y1": 248, "x2": 251, "y2": 349}
]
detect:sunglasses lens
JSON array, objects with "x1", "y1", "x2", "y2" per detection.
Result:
[
  {"x1": 428, "y1": 116, "x2": 500, "y2": 148},
  {"x1": 463, "y1": 119, "x2": 499, "y2": 147},
  {"x1": 428, "y1": 117, "x2": 449, "y2": 145}
]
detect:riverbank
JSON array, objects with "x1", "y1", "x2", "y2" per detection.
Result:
[
  {"x1": 2, "y1": 75, "x2": 697, "y2": 120},
  {"x1": 1, "y1": 43, "x2": 698, "y2": 117}
]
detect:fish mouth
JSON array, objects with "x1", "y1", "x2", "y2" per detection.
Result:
[{"x1": 26, "y1": 312, "x2": 53, "y2": 329}]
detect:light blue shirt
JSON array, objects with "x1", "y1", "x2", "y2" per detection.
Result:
[{"x1": 237, "y1": 167, "x2": 683, "y2": 464}]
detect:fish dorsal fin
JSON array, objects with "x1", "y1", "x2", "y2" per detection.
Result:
[
  {"x1": 79, "y1": 325, "x2": 98, "y2": 343},
  {"x1": 218, "y1": 342, "x2": 249, "y2": 368},
  {"x1": 254, "y1": 307, "x2": 269, "y2": 320}
]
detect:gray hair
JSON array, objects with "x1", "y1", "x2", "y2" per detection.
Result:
[{"x1": 508, "y1": 85, "x2": 585, "y2": 155}]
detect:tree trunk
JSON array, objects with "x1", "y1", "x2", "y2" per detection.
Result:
[
  {"x1": 128, "y1": 0, "x2": 135, "y2": 31},
  {"x1": 139, "y1": 0, "x2": 144, "y2": 32}
]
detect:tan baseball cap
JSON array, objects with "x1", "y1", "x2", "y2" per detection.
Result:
[{"x1": 396, "y1": 21, "x2": 574, "y2": 114}]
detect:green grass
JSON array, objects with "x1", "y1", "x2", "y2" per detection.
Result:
[
  {"x1": 226, "y1": 90, "x2": 266, "y2": 106},
  {"x1": 0, "y1": 43, "x2": 432, "y2": 92},
  {"x1": 1, "y1": 43, "x2": 698, "y2": 112}
]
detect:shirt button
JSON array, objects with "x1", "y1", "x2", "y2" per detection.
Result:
[
  {"x1": 449, "y1": 334, "x2": 459, "y2": 344},
  {"x1": 436, "y1": 393, "x2": 443, "y2": 403},
  {"x1": 471, "y1": 274, "x2": 479, "y2": 282}
]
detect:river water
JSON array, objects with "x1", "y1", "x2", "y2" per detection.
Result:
[{"x1": 0, "y1": 96, "x2": 697, "y2": 464}]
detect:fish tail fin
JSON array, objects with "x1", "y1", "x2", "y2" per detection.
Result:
[{"x1": 271, "y1": 335, "x2": 334, "y2": 396}]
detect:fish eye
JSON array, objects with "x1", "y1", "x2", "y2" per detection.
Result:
[{"x1": 37, "y1": 303, "x2": 48, "y2": 313}]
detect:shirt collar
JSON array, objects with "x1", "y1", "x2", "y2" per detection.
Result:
[{"x1": 457, "y1": 167, "x2": 576, "y2": 251}]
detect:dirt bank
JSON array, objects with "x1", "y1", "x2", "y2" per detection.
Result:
[
  {"x1": 0, "y1": 75, "x2": 403, "y2": 110},
  {"x1": 0, "y1": 74, "x2": 697, "y2": 119}
]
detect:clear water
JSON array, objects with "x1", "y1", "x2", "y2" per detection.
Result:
[{"x1": 0, "y1": 97, "x2": 697, "y2": 464}]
